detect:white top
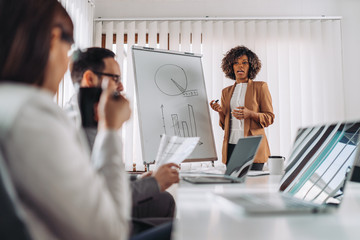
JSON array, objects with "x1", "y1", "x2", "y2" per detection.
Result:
[
  {"x1": 0, "y1": 84, "x2": 130, "y2": 240},
  {"x1": 229, "y1": 83, "x2": 247, "y2": 144}
]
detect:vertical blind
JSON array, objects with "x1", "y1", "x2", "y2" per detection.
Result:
[
  {"x1": 57, "y1": 0, "x2": 95, "y2": 107},
  {"x1": 93, "y1": 18, "x2": 344, "y2": 170}
]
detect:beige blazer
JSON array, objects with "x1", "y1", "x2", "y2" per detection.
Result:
[{"x1": 219, "y1": 80, "x2": 275, "y2": 164}]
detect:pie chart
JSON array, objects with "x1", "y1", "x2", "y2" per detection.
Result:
[{"x1": 155, "y1": 64, "x2": 188, "y2": 96}]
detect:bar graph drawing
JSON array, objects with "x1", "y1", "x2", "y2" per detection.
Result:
[{"x1": 162, "y1": 104, "x2": 203, "y2": 145}]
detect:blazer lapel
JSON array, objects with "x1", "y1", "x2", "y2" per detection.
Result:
[
  {"x1": 244, "y1": 80, "x2": 253, "y2": 136},
  {"x1": 225, "y1": 82, "x2": 237, "y2": 114}
]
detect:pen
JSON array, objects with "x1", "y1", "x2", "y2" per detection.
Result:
[{"x1": 215, "y1": 99, "x2": 219, "y2": 103}]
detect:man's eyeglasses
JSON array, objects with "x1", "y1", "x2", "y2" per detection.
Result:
[{"x1": 93, "y1": 71, "x2": 121, "y2": 84}]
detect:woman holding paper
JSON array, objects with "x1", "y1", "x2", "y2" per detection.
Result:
[{"x1": 210, "y1": 46, "x2": 275, "y2": 170}]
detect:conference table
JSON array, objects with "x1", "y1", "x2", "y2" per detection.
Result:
[{"x1": 172, "y1": 173, "x2": 360, "y2": 240}]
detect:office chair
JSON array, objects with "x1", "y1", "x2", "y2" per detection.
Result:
[
  {"x1": 0, "y1": 86, "x2": 34, "y2": 240},
  {"x1": 0, "y1": 150, "x2": 32, "y2": 240}
]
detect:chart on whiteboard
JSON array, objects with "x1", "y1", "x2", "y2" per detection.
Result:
[
  {"x1": 155, "y1": 64, "x2": 201, "y2": 142},
  {"x1": 160, "y1": 104, "x2": 204, "y2": 143},
  {"x1": 132, "y1": 46, "x2": 217, "y2": 164},
  {"x1": 155, "y1": 64, "x2": 188, "y2": 96}
]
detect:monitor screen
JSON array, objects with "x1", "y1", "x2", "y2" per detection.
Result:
[
  {"x1": 350, "y1": 143, "x2": 360, "y2": 183},
  {"x1": 225, "y1": 135, "x2": 262, "y2": 178},
  {"x1": 279, "y1": 122, "x2": 360, "y2": 205}
]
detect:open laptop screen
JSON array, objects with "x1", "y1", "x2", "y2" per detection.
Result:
[
  {"x1": 225, "y1": 135, "x2": 263, "y2": 178},
  {"x1": 279, "y1": 122, "x2": 360, "y2": 205},
  {"x1": 350, "y1": 137, "x2": 360, "y2": 183}
]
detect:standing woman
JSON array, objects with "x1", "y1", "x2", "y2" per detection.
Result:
[{"x1": 210, "y1": 46, "x2": 275, "y2": 170}]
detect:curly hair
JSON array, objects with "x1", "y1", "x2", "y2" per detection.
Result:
[{"x1": 221, "y1": 45, "x2": 261, "y2": 80}]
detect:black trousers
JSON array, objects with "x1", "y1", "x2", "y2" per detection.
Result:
[
  {"x1": 130, "y1": 221, "x2": 173, "y2": 240},
  {"x1": 132, "y1": 191, "x2": 175, "y2": 219},
  {"x1": 131, "y1": 191, "x2": 175, "y2": 235}
]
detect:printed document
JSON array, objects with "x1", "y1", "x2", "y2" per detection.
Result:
[{"x1": 155, "y1": 134, "x2": 199, "y2": 168}]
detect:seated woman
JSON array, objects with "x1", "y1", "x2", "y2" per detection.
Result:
[{"x1": 0, "y1": 0, "x2": 171, "y2": 239}]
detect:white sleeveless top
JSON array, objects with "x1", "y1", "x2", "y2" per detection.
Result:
[{"x1": 229, "y1": 83, "x2": 247, "y2": 144}]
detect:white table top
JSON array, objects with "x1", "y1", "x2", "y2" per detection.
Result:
[{"x1": 172, "y1": 174, "x2": 360, "y2": 240}]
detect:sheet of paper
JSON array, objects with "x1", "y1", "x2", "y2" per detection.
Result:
[
  {"x1": 247, "y1": 171, "x2": 270, "y2": 177},
  {"x1": 155, "y1": 134, "x2": 199, "y2": 168}
]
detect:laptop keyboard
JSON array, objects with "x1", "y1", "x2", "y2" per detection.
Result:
[
  {"x1": 183, "y1": 176, "x2": 238, "y2": 183},
  {"x1": 225, "y1": 193, "x2": 319, "y2": 209}
]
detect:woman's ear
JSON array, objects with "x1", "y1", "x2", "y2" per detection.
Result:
[
  {"x1": 49, "y1": 27, "x2": 62, "y2": 49},
  {"x1": 82, "y1": 70, "x2": 100, "y2": 87}
]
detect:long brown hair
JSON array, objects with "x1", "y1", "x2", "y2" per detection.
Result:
[{"x1": 0, "y1": 0, "x2": 73, "y2": 86}]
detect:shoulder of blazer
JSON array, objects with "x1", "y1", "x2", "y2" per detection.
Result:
[
  {"x1": 251, "y1": 81, "x2": 267, "y2": 91},
  {"x1": 252, "y1": 81, "x2": 266, "y2": 86}
]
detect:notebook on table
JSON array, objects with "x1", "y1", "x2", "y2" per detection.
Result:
[
  {"x1": 215, "y1": 121, "x2": 360, "y2": 214},
  {"x1": 182, "y1": 135, "x2": 263, "y2": 184}
]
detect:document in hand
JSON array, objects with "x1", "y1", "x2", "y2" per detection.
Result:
[{"x1": 155, "y1": 135, "x2": 200, "y2": 168}]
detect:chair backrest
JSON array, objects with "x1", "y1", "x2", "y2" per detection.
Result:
[
  {"x1": 0, "y1": 153, "x2": 32, "y2": 240},
  {"x1": 0, "y1": 84, "x2": 35, "y2": 240}
]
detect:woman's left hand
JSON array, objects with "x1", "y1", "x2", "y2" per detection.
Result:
[{"x1": 232, "y1": 106, "x2": 253, "y2": 120}]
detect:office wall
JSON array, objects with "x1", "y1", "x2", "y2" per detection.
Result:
[
  {"x1": 95, "y1": 0, "x2": 360, "y2": 120},
  {"x1": 339, "y1": 1, "x2": 360, "y2": 121}
]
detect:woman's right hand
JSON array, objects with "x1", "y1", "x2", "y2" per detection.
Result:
[
  {"x1": 210, "y1": 100, "x2": 222, "y2": 113},
  {"x1": 98, "y1": 79, "x2": 131, "y2": 130}
]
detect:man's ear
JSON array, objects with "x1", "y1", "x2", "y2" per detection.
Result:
[{"x1": 82, "y1": 70, "x2": 99, "y2": 87}]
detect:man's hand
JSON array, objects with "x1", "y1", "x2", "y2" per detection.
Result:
[
  {"x1": 98, "y1": 79, "x2": 131, "y2": 130},
  {"x1": 153, "y1": 163, "x2": 180, "y2": 192}
]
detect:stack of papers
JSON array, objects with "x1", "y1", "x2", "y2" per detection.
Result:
[{"x1": 155, "y1": 134, "x2": 199, "y2": 168}]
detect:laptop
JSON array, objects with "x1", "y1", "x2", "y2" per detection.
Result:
[
  {"x1": 215, "y1": 121, "x2": 360, "y2": 214},
  {"x1": 182, "y1": 135, "x2": 263, "y2": 184},
  {"x1": 350, "y1": 137, "x2": 360, "y2": 183}
]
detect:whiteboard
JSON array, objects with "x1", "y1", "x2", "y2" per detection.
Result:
[{"x1": 132, "y1": 46, "x2": 217, "y2": 164}]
